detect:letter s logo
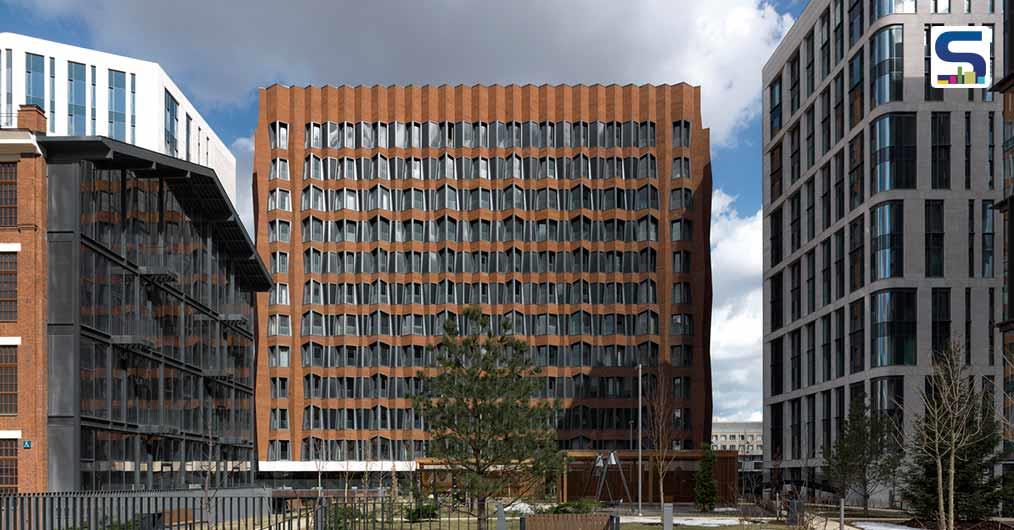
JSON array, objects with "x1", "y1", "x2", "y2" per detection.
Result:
[{"x1": 931, "y1": 27, "x2": 992, "y2": 88}]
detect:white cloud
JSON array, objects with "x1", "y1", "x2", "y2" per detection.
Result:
[
  {"x1": 229, "y1": 135, "x2": 254, "y2": 235},
  {"x1": 13, "y1": 0, "x2": 793, "y2": 148},
  {"x1": 710, "y1": 189, "x2": 763, "y2": 422}
]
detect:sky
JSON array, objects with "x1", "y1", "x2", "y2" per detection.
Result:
[{"x1": 0, "y1": 0, "x2": 809, "y2": 423}]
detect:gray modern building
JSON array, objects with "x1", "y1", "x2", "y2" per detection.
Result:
[{"x1": 761, "y1": 0, "x2": 1006, "y2": 499}]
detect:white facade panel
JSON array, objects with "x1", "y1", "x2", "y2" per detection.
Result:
[{"x1": 0, "y1": 32, "x2": 236, "y2": 202}]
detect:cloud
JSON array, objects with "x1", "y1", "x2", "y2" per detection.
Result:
[
  {"x1": 12, "y1": 0, "x2": 793, "y2": 148},
  {"x1": 710, "y1": 189, "x2": 763, "y2": 422},
  {"x1": 229, "y1": 135, "x2": 254, "y2": 235}
]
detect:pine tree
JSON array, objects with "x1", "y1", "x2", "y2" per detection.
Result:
[
  {"x1": 694, "y1": 443, "x2": 718, "y2": 512},
  {"x1": 823, "y1": 403, "x2": 901, "y2": 514},
  {"x1": 411, "y1": 307, "x2": 565, "y2": 530}
]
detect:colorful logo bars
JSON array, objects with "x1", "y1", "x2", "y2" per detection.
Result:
[{"x1": 936, "y1": 65, "x2": 986, "y2": 85}]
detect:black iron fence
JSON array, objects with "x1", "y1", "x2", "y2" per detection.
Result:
[{"x1": 0, "y1": 491, "x2": 510, "y2": 530}]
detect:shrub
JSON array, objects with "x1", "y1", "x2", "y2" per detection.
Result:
[
  {"x1": 405, "y1": 503, "x2": 439, "y2": 522},
  {"x1": 545, "y1": 499, "x2": 599, "y2": 514}
]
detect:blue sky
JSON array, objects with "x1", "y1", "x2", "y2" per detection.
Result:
[{"x1": 0, "y1": 0, "x2": 808, "y2": 421}]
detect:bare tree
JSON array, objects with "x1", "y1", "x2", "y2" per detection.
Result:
[
  {"x1": 646, "y1": 367, "x2": 680, "y2": 504},
  {"x1": 905, "y1": 344, "x2": 993, "y2": 530}
]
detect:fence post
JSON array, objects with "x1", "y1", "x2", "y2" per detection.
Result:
[
  {"x1": 839, "y1": 498, "x2": 845, "y2": 530},
  {"x1": 663, "y1": 503, "x2": 672, "y2": 530},
  {"x1": 496, "y1": 503, "x2": 506, "y2": 530}
]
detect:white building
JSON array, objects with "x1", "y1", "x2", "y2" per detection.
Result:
[
  {"x1": 711, "y1": 421, "x2": 763, "y2": 456},
  {"x1": 0, "y1": 32, "x2": 236, "y2": 201}
]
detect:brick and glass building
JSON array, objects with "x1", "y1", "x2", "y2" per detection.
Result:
[
  {"x1": 762, "y1": 0, "x2": 1005, "y2": 497},
  {"x1": 253, "y1": 84, "x2": 714, "y2": 488},
  {"x1": 0, "y1": 106, "x2": 269, "y2": 493},
  {"x1": 989, "y1": 0, "x2": 1014, "y2": 495}
]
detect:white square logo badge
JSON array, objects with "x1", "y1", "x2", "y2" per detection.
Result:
[{"x1": 931, "y1": 26, "x2": 992, "y2": 88}]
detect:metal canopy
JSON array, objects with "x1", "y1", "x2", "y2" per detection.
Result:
[{"x1": 37, "y1": 136, "x2": 271, "y2": 292}]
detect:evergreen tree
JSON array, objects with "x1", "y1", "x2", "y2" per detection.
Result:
[
  {"x1": 901, "y1": 395, "x2": 1010, "y2": 521},
  {"x1": 694, "y1": 444, "x2": 718, "y2": 512},
  {"x1": 411, "y1": 307, "x2": 565, "y2": 530},
  {"x1": 823, "y1": 403, "x2": 901, "y2": 514}
]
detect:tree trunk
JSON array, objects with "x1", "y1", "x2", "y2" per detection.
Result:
[
  {"x1": 947, "y1": 450, "x2": 956, "y2": 530},
  {"x1": 936, "y1": 458, "x2": 946, "y2": 530},
  {"x1": 477, "y1": 496, "x2": 488, "y2": 530},
  {"x1": 658, "y1": 472, "x2": 665, "y2": 506}
]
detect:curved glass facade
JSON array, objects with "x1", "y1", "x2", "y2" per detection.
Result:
[
  {"x1": 870, "y1": 0, "x2": 916, "y2": 21},
  {"x1": 870, "y1": 25, "x2": 904, "y2": 107},
  {"x1": 871, "y1": 289, "x2": 917, "y2": 367},
  {"x1": 871, "y1": 113, "x2": 917, "y2": 192},
  {"x1": 871, "y1": 201, "x2": 904, "y2": 281}
]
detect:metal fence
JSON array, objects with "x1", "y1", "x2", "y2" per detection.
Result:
[{"x1": 0, "y1": 492, "x2": 506, "y2": 530}]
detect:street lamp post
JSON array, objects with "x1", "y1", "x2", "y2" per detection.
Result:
[{"x1": 637, "y1": 363, "x2": 642, "y2": 516}]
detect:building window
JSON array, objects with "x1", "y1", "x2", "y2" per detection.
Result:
[
  {"x1": 48, "y1": 57, "x2": 53, "y2": 132},
  {"x1": 770, "y1": 143, "x2": 783, "y2": 200},
  {"x1": 771, "y1": 271, "x2": 784, "y2": 331},
  {"x1": 924, "y1": 25, "x2": 944, "y2": 101},
  {"x1": 849, "y1": 299, "x2": 865, "y2": 373},
  {"x1": 0, "y1": 347, "x2": 14, "y2": 414},
  {"x1": 107, "y1": 70, "x2": 126, "y2": 141},
  {"x1": 820, "y1": 10, "x2": 831, "y2": 78},
  {"x1": 268, "y1": 440, "x2": 290, "y2": 461},
  {"x1": 871, "y1": 114, "x2": 916, "y2": 193},
  {"x1": 821, "y1": 89, "x2": 831, "y2": 154},
  {"x1": 790, "y1": 192, "x2": 801, "y2": 252},
  {"x1": 849, "y1": 133, "x2": 864, "y2": 210},
  {"x1": 968, "y1": 200, "x2": 975, "y2": 278},
  {"x1": 964, "y1": 112, "x2": 971, "y2": 189},
  {"x1": 67, "y1": 62, "x2": 86, "y2": 135},
  {"x1": 931, "y1": 288, "x2": 950, "y2": 355},
  {"x1": 268, "y1": 220, "x2": 290, "y2": 243},
  {"x1": 185, "y1": 114, "x2": 192, "y2": 161},
  {"x1": 871, "y1": 376, "x2": 904, "y2": 429},
  {"x1": 89, "y1": 65, "x2": 95, "y2": 135},
  {"x1": 270, "y1": 408, "x2": 289, "y2": 430},
  {"x1": 129, "y1": 73, "x2": 136, "y2": 143},
  {"x1": 806, "y1": 250, "x2": 816, "y2": 313},
  {"x1": 672, "y1": 157, "x2": 690, "y2": 179},
  {"x1": 821, "y1": 164, "x2": 831, "y2": 230},
  {"x1": 790, "y1": 125, "x2": 801, "y2": 184},
  {"x1": 925, "y1": 200, "x2": 944, "y2": 277},
  {"x1": 821, "y1": 315, "x2": 832, "y2": 381},
  {"x1": 673, "y1": 251, "x2": 690, "y2": 273},
  {"x1": 870, "y1": 26, "x2": 903, "y2": 108},
  {"x1": 849, "y1": 216, "x2": 865, "y2": 291},
  {"x1": 770, "y1": 78, "x2": 783, "y2": 134},
  {"x1": 0, "y1": 439, "x2": 14, "y2": 493},
  {"x1": 164, "y1": 90, "x2": 179, "y2": 156},
  {"x1": 871, "y1": 289, "x2": 917, "y2": 367},
  {"x1": 931, "y1": 113, "x2": 951, "y2": 188},
  {"x1": 770, "y1": 337, "x2": 784, "y2": 396},
  {"x1": 268, "y1": 345, "x2": 290, "y2": 368},
  {"x1": 871, "y1": 201, "x2": 903, "y2": 281},
  {"x1": 982, "y1": 200, "x2": 994, "y2": 278},
  {"x1": 871, "y1": 0, "x2": 915, "y2": 19},
  {"x1": 0, "y1": 163, "x2": 15, "y2": 227},
  {"x1": 0, "y1": 254, "x2": 15, "y2": 322},
  {"x1": 790, "y1": 260, "x2": 802, "y2": 322},
  {"x1": 25, "y1": 53, "x2": 44, "y2": 108},
  {"x1": 789, "y1": 53, "x2": 801, "y2": 114},
  {"x1": 931, "y1": 0, "x2": 950, "y2": 13},
  {"x1": 848, "y1": 0, "x2": 864, "y2": 46},
  {"x1": 672, "y1": 121, "x2": 691, "y2": 147},
  {"x1": 849, "y1": 52, "x2": 864, "y2": 129},
  {"x1": 834, "y1": 73, "x2": 845, "y2": 143},
  {"x1": 270, "y1": 122, "x2": 289, "y2": 150},
  {"x1": 822, "y1": 239, "x2": 831, "y2": 305},
  {"x1": 791, "y1": 330, "x2": 802, "y2": 391},
  {"x1": 806, "y1": 108, "x2": 816, "y2": 168},
  {"x1": 770, "y1": 207, "x2": 783, "y2": 267},
  {"x1": 834, "y1": 229, "x2": 845, "y2": 299},
  {"x1": 267, "y1": 189, "x2": 291, "y2": 212}
]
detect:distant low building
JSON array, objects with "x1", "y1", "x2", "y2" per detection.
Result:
[{"x1": 712, "y1": 421, "x2": 763, "y2": 496}]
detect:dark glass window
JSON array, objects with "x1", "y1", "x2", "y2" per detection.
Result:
[
  {"x1": 770, "y1": 337, "x2": 784, "y2": 396},
  {"x1": 871, "y1": 289, "x2": 917, "y2": 367},
  {"x1": 0, "y1": 254, "x2": 15, "y2": 322},
  {"x1": 871, "y1": 201, "x2": 903, "y2": 281},
  {"x1": 849, "y1": 133, "x2": 864, "y2": 210},
  {"x1": 0, "y1": 347, "x2": 13, "y2": 414},
  {"x1": 871, "y1": 113, "x2": 916, "y2": 192},
  {"x1": 25, "y1": 53, "x2": 44, "y2": 108},
  {"x1": 870, "y1": 26, "x2": 903, "y2": 107},
  {"x1": 849, "y1": 216, "x2": 865, "y2": 291},
  {"x1": 925, "y1": 200, "x2": 944, "y2": 277},
  {"x1": 770, "y1": 143, "x2": 783, "y2": 200},
  {"x1": 931, "y1": 288, "x2": 950, "y2": 355},
  {"x1": 931, "y1": 112, "x2": 951, "y2": 189},
  {"x1": 0, "y1": 163, "x2": 15, "y2": 227},
  {"x1": 849, "y1": 299, "x2": 865, "y2": 373},
  {"x1": 770, "y1": 78, "x2": 783, "y2": 134},
  {"x1": 848, "y1": 52, "x2": 864, "y2": 129},
  {"x1": 68, "y1": 62, "x2": 87, "y2": 135}
]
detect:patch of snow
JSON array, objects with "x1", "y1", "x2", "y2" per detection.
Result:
[
  {"x1": 504, "y1": 501, "x2": 536, "y2": 514},
  {"x1": 854, "y1": 522, "x2": 918, "y2": 530},
  {"x1": 619, "y1": 516, "x2": 747, "y2": 526}
]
